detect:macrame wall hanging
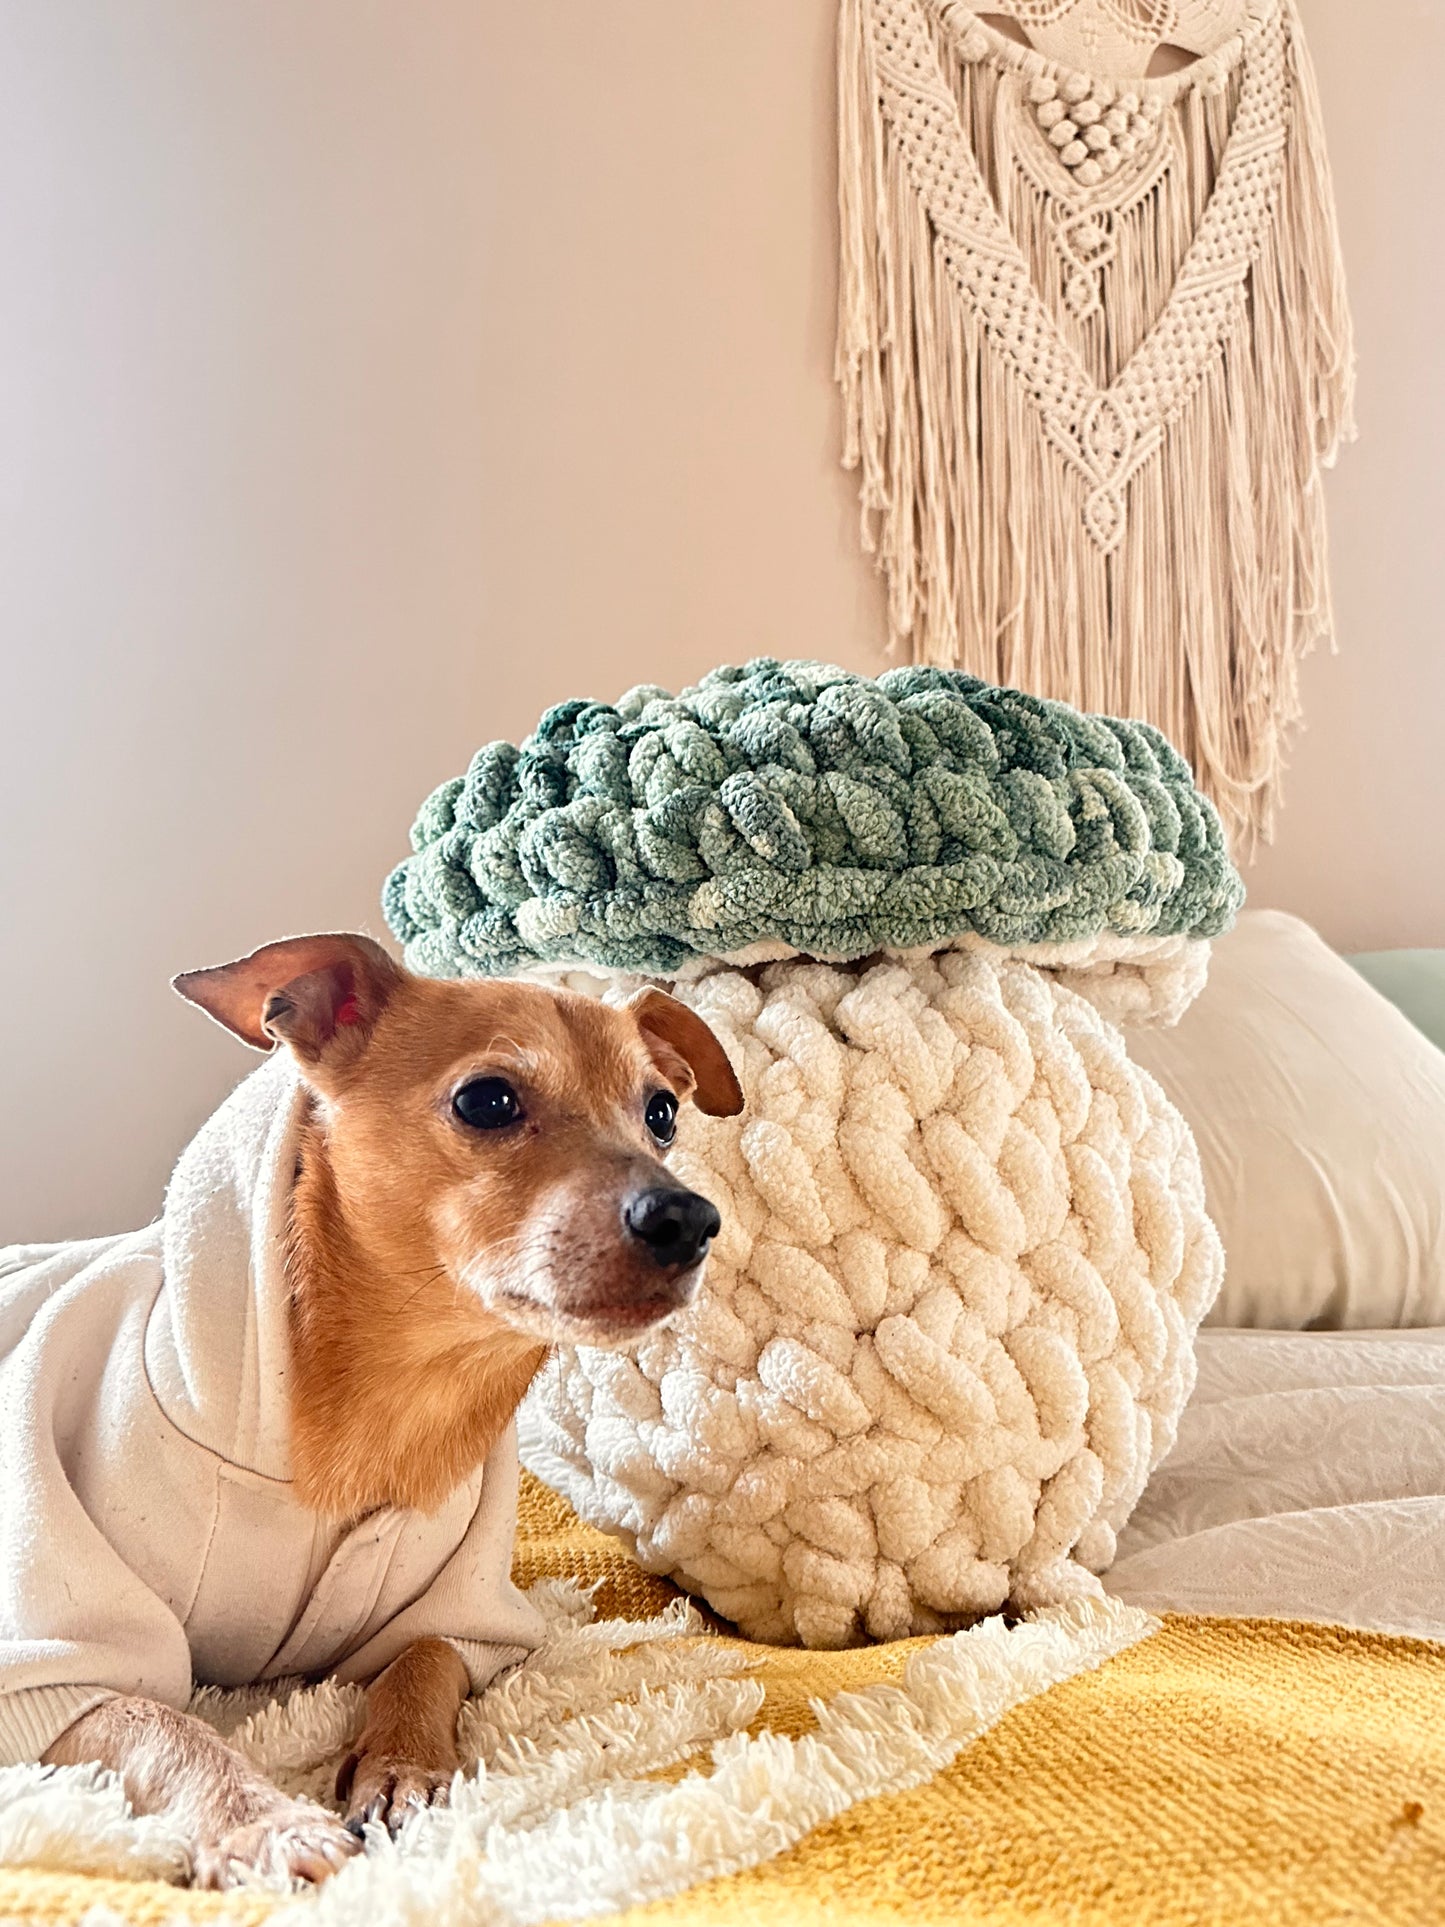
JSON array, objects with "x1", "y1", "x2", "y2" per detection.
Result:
[{"x1": 836, "y1": 0, "x2": 1354, "y2": 850}]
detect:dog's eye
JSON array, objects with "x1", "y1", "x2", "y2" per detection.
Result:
[
  {"x1": 453, "y1": 1076, "x2": 524, "y2": 1131},
  {"x1": 645, "y1": 1090, "x2": 678, "y2": 1146}
]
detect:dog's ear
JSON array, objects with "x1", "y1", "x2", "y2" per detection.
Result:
[
  {"x1": 173, "y1": 934, "x2": 403, "y2": 1063},
  {"x1": 626, "y1": 989, "x2": 743, "y2": 1118}
]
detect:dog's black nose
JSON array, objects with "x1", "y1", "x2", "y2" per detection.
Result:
[{"x1": 623, "y1": 1186, "x2": 721, "y2": 1270}]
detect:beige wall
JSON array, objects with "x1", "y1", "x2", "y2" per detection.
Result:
[{"x1": 1, "y1": 0, "x2": 1439, "y2": 1239}]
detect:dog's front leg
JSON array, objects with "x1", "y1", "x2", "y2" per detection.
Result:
[
  {"x1": 44, "y1": 1695, "x2": 359, "y2": 1887},
  {"x1": 335, "y1": 1637, "x2": 469, "y2": 1836}
]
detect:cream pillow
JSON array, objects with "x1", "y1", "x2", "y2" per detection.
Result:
[{"x1": 1128, "y1": 910, "x2": 1445, "y2": 1329}]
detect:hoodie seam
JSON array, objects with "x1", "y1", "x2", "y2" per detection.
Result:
[
  {"x1": 140, "y1": 1270, "x2": 293, "y2": 1490},
  {"x1": 179, "y1": 1464, "x2": 225, "y2": 1630}
]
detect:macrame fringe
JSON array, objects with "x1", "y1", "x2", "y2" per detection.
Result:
[{"x1": 837, "y1": 0, "x2": 1354, "y2": 853}]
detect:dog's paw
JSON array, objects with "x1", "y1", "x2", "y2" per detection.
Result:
[
  {"x1": 191, "y1": 1799, "x2": 361, "y2": 1889},
  {"x1": 336, "y1": 1745, "x2": 457, "y2": 1838}
]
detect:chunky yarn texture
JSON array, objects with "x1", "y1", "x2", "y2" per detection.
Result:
[
  {"x1": 389, "y1": 660, "x2": 1238, "y2": 1646},
  {"x1": 524, "y1": 951, "x2": 1221, "y2": 1645},
  {"x1": 385, "y1": 659, "x2": 1242, "y2": 981}
]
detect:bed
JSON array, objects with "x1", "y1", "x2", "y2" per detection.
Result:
[{"x1": 2, "y1": 914, "x2": 1443, "y2": 1923}]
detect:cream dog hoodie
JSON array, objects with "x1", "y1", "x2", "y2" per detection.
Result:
[{"x1": 0, "y1": 1052, "x2": 543, "y2": 1766}]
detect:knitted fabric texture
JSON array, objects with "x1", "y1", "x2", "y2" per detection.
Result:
[
  {"x1": 524, "y1": 949, "x2": 1222, "y2": 1646},
  {"x1": 383, "y1": 659, "x2": 1242, "y2": 983},
  {"x1": 389, "y1": 660, "x2": 1235, "y2": 1646},
  {"x1": 837, "y1": 0, "x2": 1354, "y2": 850}
]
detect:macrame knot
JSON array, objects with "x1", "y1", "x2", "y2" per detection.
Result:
[{"x1": 1029, "y1": 71, "x2": 1161, "y2": 182}]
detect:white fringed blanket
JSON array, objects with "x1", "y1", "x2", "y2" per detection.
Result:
[{"x1": 0, "y1": 1576, "x2": 1150, "y2": 1922}]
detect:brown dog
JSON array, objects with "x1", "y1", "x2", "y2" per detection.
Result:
[{"x1": 36, "y1": 933, "x2": 741, "y2": 1886}]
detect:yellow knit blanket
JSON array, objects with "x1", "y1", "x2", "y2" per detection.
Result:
[{"x1": 3, "y1": 1473, "x2": 1441, "y2": 1926}]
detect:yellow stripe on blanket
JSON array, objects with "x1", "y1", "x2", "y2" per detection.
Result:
[
  {"x1": 1, "y1": 1474, "x2": 1441, "y2": 1927},
  {"x1": 595, "y1": 1615, "x2": 1445, "y2": 1927}
]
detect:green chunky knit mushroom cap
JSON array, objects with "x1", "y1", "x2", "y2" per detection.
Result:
[{"x1": 383, "y1": 659, "x2": 1243, "y2": 979}]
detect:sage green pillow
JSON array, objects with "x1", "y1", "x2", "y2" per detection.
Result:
[{"x1": 1348, "y1": 949, "x2": 1445, "y2": 1056}]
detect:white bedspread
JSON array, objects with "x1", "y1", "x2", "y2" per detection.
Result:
[{"x1": 1105, "y1": 1329, "x2": 1445, "y2": 1640}]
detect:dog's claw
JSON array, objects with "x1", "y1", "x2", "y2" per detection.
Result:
[
  {"x1": 341, "y1": 1753, "x2": 455, "y2": 1837},
  {"x1": 191, "y1": 1799, "x2": 361, "y2": 1889}
]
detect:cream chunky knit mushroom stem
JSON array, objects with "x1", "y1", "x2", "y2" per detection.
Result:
[{"x1": 522, "y1": 948, "x2": 1221, "y2": 1648}]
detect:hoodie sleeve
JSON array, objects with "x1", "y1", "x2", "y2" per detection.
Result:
[
  {"x1": 331, "y1": 1423, "x2": 546, "y2": 1695},
  {"x1": 0, "y1": 1241, "x2": 197, "y2": 1767}
]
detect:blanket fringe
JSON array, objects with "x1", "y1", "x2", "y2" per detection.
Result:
[{"x1": 0, "y1": 1586, "x2": 1154, "y2": 1924}]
